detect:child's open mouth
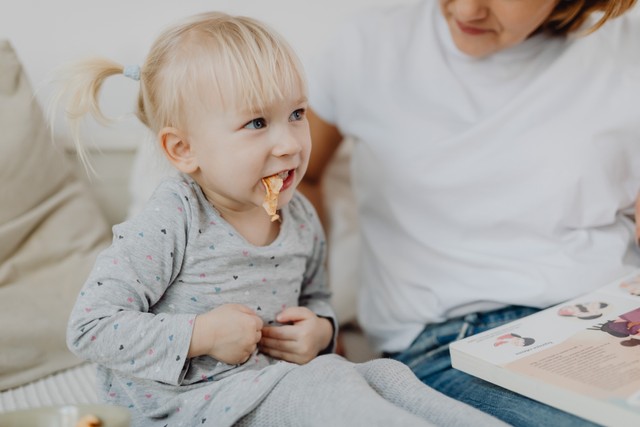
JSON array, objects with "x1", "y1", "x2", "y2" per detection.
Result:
[{"x1": 279, "y1": 169, "x2": 295, "y2": 191}]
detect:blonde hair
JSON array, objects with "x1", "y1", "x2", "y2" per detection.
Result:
[
  {"x1": 52, "y1": 12, "x2": 307, "y2": 173},
  {"x1": 542, "y1": 0, "x2": 637, "y2": 35}
]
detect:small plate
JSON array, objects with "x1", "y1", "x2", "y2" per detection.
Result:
[{"x1": 0, "y1": 404, "x2": 131, "y2": 427}]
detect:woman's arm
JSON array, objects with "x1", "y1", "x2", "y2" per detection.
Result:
[
  {"x1": 636, "y1": 195, "x2": 640, "y2": 245},
  {"x1": 299, "y1": 109, "x2": 344, "y2": 225}
]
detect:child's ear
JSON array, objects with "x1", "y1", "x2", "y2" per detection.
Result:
[{"x1": 159, "y1": 127, "x2": 198, "y2": 174}]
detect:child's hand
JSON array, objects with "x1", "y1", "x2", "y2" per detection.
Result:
[
  {"x1": 189, "y1": 304, "x2": 263, "y2": 365},
  {"x1": 259, "y1": 307, "x2": 333, "y2": 364}
]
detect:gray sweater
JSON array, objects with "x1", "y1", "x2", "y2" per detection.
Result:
[{"x1": 67, "y1": 174, "x2": 336, "y2": 426}]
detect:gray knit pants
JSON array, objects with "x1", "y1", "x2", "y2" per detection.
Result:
[{"x1": 236, "y1": 355, "x2": 506, "y2": 427}]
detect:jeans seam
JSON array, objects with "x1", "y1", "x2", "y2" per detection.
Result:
[
  {"x1": 456, "y1": 320, "x2": 470, "y2": 340},
  {"x1": 406, "y1": 343, "x2": 450, "y2": 371}
]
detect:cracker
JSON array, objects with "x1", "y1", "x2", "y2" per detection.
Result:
[
  {"x1": 261, "y1": 174, "x2": 283, "y2": 222},
  {"x1": 75, "y1": 414, "x2": 102, "y2": 427}
]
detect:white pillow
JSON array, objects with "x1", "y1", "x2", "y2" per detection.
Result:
[{"x1": 0, "y1": 40, "x2": 111, "y2": 390}]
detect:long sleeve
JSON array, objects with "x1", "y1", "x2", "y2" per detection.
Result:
[{"x1": 66, "y1": 180, "x2": 195, "y2": 385}]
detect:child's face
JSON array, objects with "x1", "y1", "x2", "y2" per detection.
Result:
[{"x1": 186, "y1": 90, "x2": 311, "y2": 219}]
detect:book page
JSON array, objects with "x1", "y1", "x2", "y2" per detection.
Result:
[
  {"x1": 506, "y1": 327, "x2": 640, "y2": 413},
  {"x1": 451, "y1": 269, "x2": 640, "y2": 420}
]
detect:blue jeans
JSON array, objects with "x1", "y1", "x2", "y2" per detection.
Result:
[{"x1": 386, "y1": 306, "x2": 600, "y2": 427}]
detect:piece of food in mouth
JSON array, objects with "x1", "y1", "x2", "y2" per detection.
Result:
[
  {"x1": 75, "y1": 414, "x2": 102, "y2": 427},
  {"x1": 261, "y1": 173, "x2": 284, "y2": 222}
]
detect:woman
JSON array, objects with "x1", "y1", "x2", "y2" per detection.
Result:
[{"x1": 302, "y1": 0, "x2": 639, "y2": 425}]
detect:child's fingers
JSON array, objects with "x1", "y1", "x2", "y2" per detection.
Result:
[
  {"x1": 260, "y1": 336, "x2": 294, "y2": 351},
  {"x1": 227, "y1": 304, "x2": 264, "y2": 329},
  {"x1": 261, "y1": 325, "x2": 296, "y2": 340},
  {"x1": 260, "y1": 344, "x2": 305, "y2": 365},
  {"x1": 227, "y1": 303, "x2": 255, "y2": 314},
  {"x1": 252, "y1": 315, "x2": 264, "y2": 330},
  {"x1": 276, "y1": 306, "x2": 312, "y2": 323}
]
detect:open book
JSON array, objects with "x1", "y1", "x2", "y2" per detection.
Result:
[{"x1": 450, "y1": 270, "x2": 640, "y2": 427}]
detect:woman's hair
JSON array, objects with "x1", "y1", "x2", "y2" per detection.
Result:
[
  {"x1": 52, "y1": 12, "x2": 306, "y2": 173},
  {"x1": 542, "y1": 0, "x2": 637, "y2": 36}
]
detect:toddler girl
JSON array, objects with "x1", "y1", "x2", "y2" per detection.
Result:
[{"x1": 59, "y1": 11, "x2": 504, "y2": 427}]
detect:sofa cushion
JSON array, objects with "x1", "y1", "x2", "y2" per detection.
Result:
[{"x1": 0, "y1": 40, "x2": 111, "y2": 391}]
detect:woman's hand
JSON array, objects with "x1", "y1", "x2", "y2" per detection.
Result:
[
  {"x1": 259, "y1": 306, "x2": 333, "y2": 364},
  {"x1": 189, "y1": 304, "x2": 263, "y2": 365}
]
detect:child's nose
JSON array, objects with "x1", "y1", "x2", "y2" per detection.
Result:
[{"x1": 272, "y1": 130, "x2": 302, "y2": 157}]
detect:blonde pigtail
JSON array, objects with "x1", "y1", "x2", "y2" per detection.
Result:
[{"x1": 49, "y1": 57, "x2": 127, "y2": 176}]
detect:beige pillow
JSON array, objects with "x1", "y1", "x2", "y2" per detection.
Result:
[{"x1": 0, "y1": 40, "x2": 111, "y2": 391}]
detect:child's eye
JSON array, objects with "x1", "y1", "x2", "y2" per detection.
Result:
[
  {"x1": 244, "y1": 118, "x2": 267, "y2": 129},
  {"x1": 289, "y1": 108, "x2": 305, "y2": 122}
]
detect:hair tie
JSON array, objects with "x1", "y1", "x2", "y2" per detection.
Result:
[{"x1": 123, "y1": 64, "x2": 141, "y2": 81}]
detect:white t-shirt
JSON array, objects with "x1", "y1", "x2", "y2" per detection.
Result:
[{"x1": 308, "y1": 0, "x2": 640, "y2": 353}]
